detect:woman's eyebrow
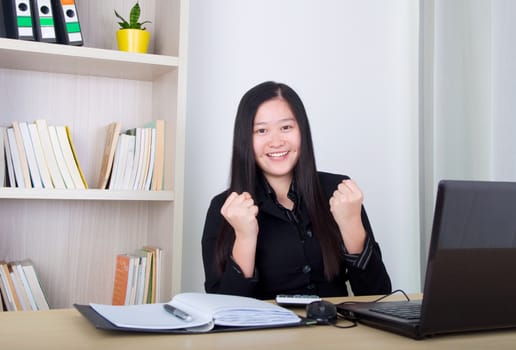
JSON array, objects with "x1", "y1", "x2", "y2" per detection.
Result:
[{"x1": 253, "y1": 117, "x2": 296, "y2": 126}]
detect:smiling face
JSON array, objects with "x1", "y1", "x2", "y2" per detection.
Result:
[{"x1": 252, "y1": 98, "x2": 301, "y2": 184}]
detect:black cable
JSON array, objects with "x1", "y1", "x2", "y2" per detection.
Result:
[
  {"x1": 303, "y1": 290, "x2": 411, "y2": 329},
  {"x1": 336, "y1": 289, "x2": 411, "y2": 323},
  {"x1": 332, "y1": 314, "x2": 357, "y2": 328},
  {"x1": 370, "y1": 289, "x2": 410, "y2": 303}
]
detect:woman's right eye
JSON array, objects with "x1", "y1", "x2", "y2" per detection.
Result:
[{"x1": 255, "y1": 128, "x2": 267, "y2": 135}]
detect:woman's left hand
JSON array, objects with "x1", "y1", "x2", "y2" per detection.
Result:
[{"x1": 329, "y1": 179, "x2": 366, "y2": 254}]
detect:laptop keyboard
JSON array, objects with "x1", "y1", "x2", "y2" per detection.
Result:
[{"x1": 369, "y1": 302, "x2": 421, "y2": 320}]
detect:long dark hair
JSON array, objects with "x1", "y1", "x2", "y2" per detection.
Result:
[{"x1": 215, "y1": 81, "x2": 343, "y2": 280}]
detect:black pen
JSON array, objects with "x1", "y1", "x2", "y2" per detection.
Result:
[{"x1": 163, "y1": 303, "x2": 193, "y2": 322}]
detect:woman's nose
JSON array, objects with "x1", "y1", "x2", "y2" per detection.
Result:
[{"x1": 268, "y1": 130, "x2": 284, "y2": 147}]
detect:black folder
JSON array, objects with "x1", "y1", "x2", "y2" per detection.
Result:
[
  {"x1": 1, "y1": 0, "x2": 35, "y2": 40},
  {"x1": 50, "y1": 0, "x2": 82, "y2": 45},
  {"x1": 74, "y1": 304, "x2": 306, "y2": 334},
  {"x1": 30, "y1": 0, "x2": 57, "y2": 43}
]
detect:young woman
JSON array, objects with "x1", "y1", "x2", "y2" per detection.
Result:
[{"x1": 202, "y1": 81, "x2": 391, "y2": 299}]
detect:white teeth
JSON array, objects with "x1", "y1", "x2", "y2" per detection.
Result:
[{"x1": 268, "y1": 151, "x2": 288, "y2": 157}]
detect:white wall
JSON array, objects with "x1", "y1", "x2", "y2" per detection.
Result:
[
  {"x1": 429, "y1": 0, "x2": 516, "y2": 185},
  {"x1": 433, "y1": 0, "x2": 492, "y2": 182},
  {"x1": 492, "y1": 1, "x2": 516, "y2": 181},
  {"x1": 182, "y1": 0, "x2": 421, "y2": 294},
  {"x1": 419, "y1": 0, "x2": 516, "y2": 276}
]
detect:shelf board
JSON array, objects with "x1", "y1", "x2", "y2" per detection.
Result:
[
  {"x1": 0, "y1": 188, "x2": 174, "y2": 201},
  {"x1": 0, "y1": 38, "x2": 178, "y2": 81}
]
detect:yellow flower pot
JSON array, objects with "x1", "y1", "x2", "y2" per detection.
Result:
[{"x1": 116, "y1": 29, "x2": 150, "y2": 53}]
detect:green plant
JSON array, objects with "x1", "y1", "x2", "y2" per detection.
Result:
[{"x1": 114, "y1": 2, "x2": 151, "y2": 30}]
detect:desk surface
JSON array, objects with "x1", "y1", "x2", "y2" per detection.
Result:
[{"x1": 1, "y1": 295, "x2": 515, "y2": 350}]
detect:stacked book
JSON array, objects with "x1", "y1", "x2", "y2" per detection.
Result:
[
  {"x1": 0, "y1": 120, "x2": 87, "y2": 189},
  {"x1": 0, "y1": 259, "x2": 50, "y2": 311},
  {"x1": 97, "y1": 120, "x2": 165, "y2": 191},
  {"x1": 111, "y1": 246, "x2": 162, "y2": 306}
]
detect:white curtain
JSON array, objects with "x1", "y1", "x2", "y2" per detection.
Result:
[{"x1": 421, "y1": 0, "x2": 516, "y2": 276}]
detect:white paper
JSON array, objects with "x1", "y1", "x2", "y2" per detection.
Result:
[
  {"x1": 171, "y1": 293, "x2": 301, "y2": 327},
  {"x1": 90, "y1": 302, "x2": 213, "y2": 331},
  {"x1": 90, "y1": 292, "x2": 301, "y2": 331}
]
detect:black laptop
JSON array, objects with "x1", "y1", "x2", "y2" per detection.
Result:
[{"x1": 337, "y1": 180, "x2": 516, "y2": 339}]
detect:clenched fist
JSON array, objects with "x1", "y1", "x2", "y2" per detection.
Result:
[
  {"x1": 220, "y1": 191, "x2": 260, "y2": 277},
  {"x1": 329, "y1": 179, "x2": 366, "y2": 254},
  {"x1": 220, "y1": 192, "x2": 259, "y2": 239}
]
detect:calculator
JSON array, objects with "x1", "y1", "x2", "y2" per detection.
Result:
[{"x1": 275, "y1": 294, "x2": 322, "y2": 306}]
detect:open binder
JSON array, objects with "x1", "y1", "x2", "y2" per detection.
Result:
[{"x1": 75, "y1": 292, "x2": 304, "y2": 334}]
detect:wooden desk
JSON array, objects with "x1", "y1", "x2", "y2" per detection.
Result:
[{"x1": 1, "y1": 295, "x2": 515, "y2": 350}]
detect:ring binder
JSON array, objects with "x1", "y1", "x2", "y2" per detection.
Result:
[
  {"x1": 1, "y1": 0, "x2": 35, "y2": 41},
  {"x1": 50, "y1": 0, "x2": 82, "y2": 45},
  {"x1": 30, "y1": 0, "x2": 57, "y2": 42}
]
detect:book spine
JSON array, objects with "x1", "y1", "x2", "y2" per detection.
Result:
[
  {"x1": 112, "y1": 255, "x2": 130, "y2": 306},
  {"x1": 65, "y1": 126, "x2": 88, "y2": 188},
  {"x1": 35, "y1": 119, "x2": 66, "y2": 189},
  {"x1": 15, "y1": 262, "x2": 38, "y2": 310},
  {"x1": 97, "y1": 122, "x2": 121, "y2": 189},
  {"x1": 19, "y1": 122, "x2": 43, "y2": 188},
  {"x1": 55, "y1": 126, "x2": 84, "y2": 189},
  {"x1": 28, "y1": 123, "x2": 54, "y2": 188},
  {"x1": 0, "y1": 262, "x2": 17, "y2": 311},
  {"x1": 11, "y1": 122, "x2": 32, "y2": 188},
  {"x1": 21, "y1": 260, "x2": 49, "y2": 310},
  {"x1": 3, "y1": 128, "x2": 16, "y2": 187},
  {"x1": 48, "y1": 125, "x2": 75, "y2": 189}
]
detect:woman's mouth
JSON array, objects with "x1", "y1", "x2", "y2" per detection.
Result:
[{"x1": 267, "y1": 151, "x2": 288, "y2": 158}]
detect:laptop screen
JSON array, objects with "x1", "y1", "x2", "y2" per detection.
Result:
[{"x1": 420, "y1": 180, "x2": 516, "y2": 335}]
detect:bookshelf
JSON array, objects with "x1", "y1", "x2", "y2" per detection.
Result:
[{"x1": 0, "y1": 0, "x2": 188, "y2": 308}]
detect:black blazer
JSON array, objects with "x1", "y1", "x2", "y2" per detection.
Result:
[{"x1": 201, "y1": 172, "x2": 391, "y2": 299}]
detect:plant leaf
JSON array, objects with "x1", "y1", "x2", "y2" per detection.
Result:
[
  {"x1": 114, "y1": 10, "x2": 129, "y2": 28},
  {"x1": 129, "y1": 2, "x2": 141, "y2": 28},
  {"x1": 115, "y1": 3, "x2": 150, "y2": 30}
]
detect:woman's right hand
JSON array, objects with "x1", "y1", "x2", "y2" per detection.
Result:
[
  {"x1": 220, "y1": 192, "x2": 259, "y2": 239},
  {"x1": 220, "y1": 192, "x2": 259, "y2": 277}
]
